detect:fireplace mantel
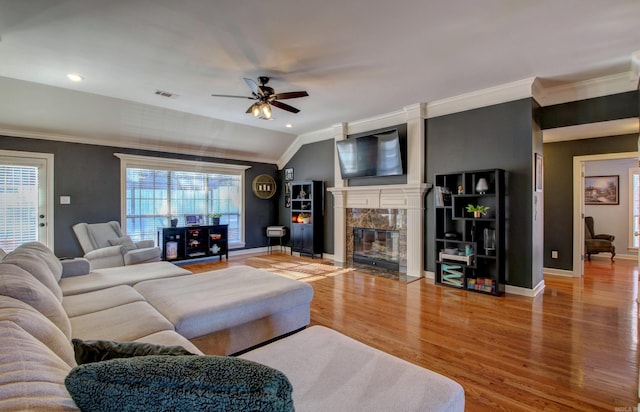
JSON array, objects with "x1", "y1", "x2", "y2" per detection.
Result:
[
  {"x1": 327, "y1": 183, "x2": 431, "y2": 209},
  {"x1": 328, "y1": 183, "x2": 432, "y2": 277}
]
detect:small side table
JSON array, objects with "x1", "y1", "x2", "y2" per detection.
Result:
[{"x1": 266, "y1": 226, "x2": 286, "y2": 253}]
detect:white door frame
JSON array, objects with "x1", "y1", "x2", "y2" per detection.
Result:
[
  {"x1": 572, "y1": 151, "x2": 636, "y2": 276},
  {"x1": 0, "y1": 149, "x2": 54, "y2": 249}
]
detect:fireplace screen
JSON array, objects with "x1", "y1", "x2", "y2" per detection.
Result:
[{"x1": 353, "y1": 228, "x2": 400, "y2": 271}]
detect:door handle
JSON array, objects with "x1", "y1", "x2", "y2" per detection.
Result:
[{"x1": 635, "y1": 232, "x2": 640, "y2": 236}]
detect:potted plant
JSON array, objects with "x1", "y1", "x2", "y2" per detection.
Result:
[
  {"x1": 466, "y1": 204, "x2": 490, "y2": 218},
  {"x1": 298, "y1": 213, "x2": 310, "y2": 224},
  {"x1": 209, "y1": 213, "x2": 222, "y2": 225}
]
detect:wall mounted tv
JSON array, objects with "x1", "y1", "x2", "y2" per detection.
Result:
[{"x1": 336, "y1": 129, "x2": 404, "y2": 179}]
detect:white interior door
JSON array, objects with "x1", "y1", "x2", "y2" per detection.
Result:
[{"x1": 0, "y1": 150, "x2": 54, "y2": 252}]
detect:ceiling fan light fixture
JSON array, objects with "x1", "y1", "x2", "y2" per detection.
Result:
[
  {"x1": 262, "y1": 103, "x2": 272, "y2": 119},
  {"x1": 251, "y1": 103, "x2": 260, "y2": 117}
]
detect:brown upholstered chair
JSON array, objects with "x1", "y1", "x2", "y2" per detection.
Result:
[{"x1": 584, "y1": 216, "x2": 615, "y2": 262}]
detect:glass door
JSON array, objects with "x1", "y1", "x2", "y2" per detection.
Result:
[{"x1": 0, "y1": 150, "x2": 53, "y2": 252}]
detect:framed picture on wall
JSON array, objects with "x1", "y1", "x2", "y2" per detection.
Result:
[
  {"x1": 284, "y1": 168, "x2": 294, "y2": 181},
  {"x1": 285, "y1": 196, "x2": 291, "y2": 208},
  {"x1": 534, "y1": 153, "x2": 543, "y2": 192},
  {"x1": 584, "y1": 175, "x2": 619, "y2": 205}
]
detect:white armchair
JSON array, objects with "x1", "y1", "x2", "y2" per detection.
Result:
[{"x1": 72, "y1": 221, "x2": 161, "y2": 269}]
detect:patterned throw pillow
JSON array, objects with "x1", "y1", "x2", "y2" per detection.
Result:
[
  {"x1": 72, "y1": 338, "x2": 196, "y2": 364},
  {"x1": 65, "y1": 355, "x2": 294, "y2": 412}
]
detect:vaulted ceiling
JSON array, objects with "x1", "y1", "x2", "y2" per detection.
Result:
[{"x1": 1, "y1": 1, "x2": 639, "y2": 163}]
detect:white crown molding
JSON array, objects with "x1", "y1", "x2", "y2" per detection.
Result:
[
  {"x1": 543, "y1": 118, "x2": 640, "y2": 143},
  {"x1": 276, "y1": 127, "x2": 333, "y2": 169},
  {"x1": 345, "y1": 108, "x2": 407, "y2": 135},
  {"x1": 539, "y1": 72, "x2": 637, "y2": 106},
  {"x1": 0, "y1": 127, "x2": 277, "y2": 165},
  {"x1": 425, "y1": 78, "x2": 538, "y2": 119}
]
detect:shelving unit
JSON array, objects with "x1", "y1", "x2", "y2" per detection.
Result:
[
  {"x1": 290, "y1": 180, "x2": 324, "y2": 258},
  {"x1": 159, "y1": 225, "x2": 228, "y2": 262},
  {"x1": 434, "y1": 169, "x2": 505, "y2": 296}
]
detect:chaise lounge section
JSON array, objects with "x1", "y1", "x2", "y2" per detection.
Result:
[{"x1": 0, "y1": 242, "x2": 465, "y2": 411}]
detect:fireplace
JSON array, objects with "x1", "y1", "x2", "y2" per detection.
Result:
[{"x1": 353, "y1": 228, "x2": 400, "y2": 271}]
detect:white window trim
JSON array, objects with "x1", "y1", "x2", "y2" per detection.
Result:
[
  {"x1": 0, "y1": 149, "x2": 54, "y2": 249},
  {"x1": 114, "y1": 153, "x2": 250, "y2": 248},
  {"x1": 629, "y1": 167, "x2": 639, "y2": 250}
]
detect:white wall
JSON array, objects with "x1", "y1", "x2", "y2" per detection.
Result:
[{"x1": 585, "y1": 157, "x2": 637, "y2": 257}]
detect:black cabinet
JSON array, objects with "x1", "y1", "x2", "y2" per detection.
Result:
[
  {"x1": 290, "y1": 180, "x2": 324, "y2": 258},
  {"x1": 434, "y1": 169, "x2": 505, "y2": 295},
  {"x1": 160, "y1": 225, "x2": 228, "y2": 261}
]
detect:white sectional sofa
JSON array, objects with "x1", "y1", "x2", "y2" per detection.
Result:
[{"x1": 0, "y1": 242, "x2": 464, "y2": 411}]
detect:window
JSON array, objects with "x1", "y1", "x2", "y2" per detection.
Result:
[
  {"x1": 630, "y1": 168, "x2": 640, "y2": 249},
  {"x1": 116, "y1": 154, "x2": 249, "y2": 248}
]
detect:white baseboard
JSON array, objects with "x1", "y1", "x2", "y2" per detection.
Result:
[
  {"x1": 544, "y1": 267, "x2": 577, "y2": 277},
  {"x1": 505, "y1": 279, "x2": 545, "y2": 297},
  {"x1": 590, "y1": 253, "x2": 637, "y2": 261}
]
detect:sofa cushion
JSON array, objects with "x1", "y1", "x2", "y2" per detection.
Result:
[
  {"x1": 65, "y1": 355, "x2": 294, "y2": 412},
  {"x1": 241, "y1": 326, "x2": 466, "y2": 412},
  {"x1": 15, "y1": 242, "x2": 64, "y2": 281},
  {"x1": 70, "y1": 301, "x2": 174, "y2": 342},
  {"x1": 0, "y1": 321, "x2": 78, "y2": 411},
  {"x1": 133, "y1": 265, "x2": 313, "y2": 339},
  {"x1": 0, "y1": 264, "x2": 72, "y2": 339},
  {"x1": 62, "y1": 285, "x2": 145, "y2": 317},
  {"x1": 0, "y1": 296, "x2": 76, "y2": 367},
  {"x1": 108, "y1": 235, "x2": 136, "y2": 251},
  {"x1": 72, "y1": 338, "x2": 196, "y2": 365},
  {"x1": 1, "y1": 253, "x2": 63, "y2": 302},
  {"x1": 59, "y1": 261, "x2": 191, "y2": 296}
]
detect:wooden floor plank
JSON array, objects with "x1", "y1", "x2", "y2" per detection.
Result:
[{"x1": 182, "y1": 253, "x2": 638, "y2": 411}]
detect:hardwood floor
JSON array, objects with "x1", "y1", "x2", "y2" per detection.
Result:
[{"x1": 182, "y1": 253, "x2": 638, "y2": 411}]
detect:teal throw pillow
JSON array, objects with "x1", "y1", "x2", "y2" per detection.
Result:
[
  {"x1": 65, "y1": 355, "x2": 294, "y2": 412},
  {"x1": 72, "y1": 338, "x2": 196, "y2": 365}
]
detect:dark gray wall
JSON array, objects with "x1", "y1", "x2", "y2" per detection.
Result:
[
  {"x1": 542, "y1": 91, "x2": 638, "y2": 129},
  {"x1": 0, "y1": 135, "x2": 278, "y2": 257},
  {"x1": 279, "y1": 139, "x2": 335, "y2": 254},
  {"x1": 426, "y1": 98, "x2": 537, "y2": 288},
  {"x1": 543, "y1": 134, "x2": 637, "y2": 270}
]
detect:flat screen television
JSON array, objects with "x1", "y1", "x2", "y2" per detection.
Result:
[{"x1": 336, "y1": 129, "x2": 403, "y2": 179}]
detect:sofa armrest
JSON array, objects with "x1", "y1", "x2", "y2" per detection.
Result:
[
  {"x1": 61, "y1": 258, "x2": 91, "y2": 278},
  {"x1": 135, "y1": 239, "x2": 155, "y2": 249}
]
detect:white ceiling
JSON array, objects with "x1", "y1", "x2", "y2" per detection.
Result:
[{"x1": 1, "y1": 0, "x2": 639, "y2": 163}]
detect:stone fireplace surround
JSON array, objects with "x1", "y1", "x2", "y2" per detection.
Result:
[
  {"x1": 348, "y1": 209, "x2": 407, "y2": 271},
  {"x1": 328, "y1": 183, "x2": 431, "y2": 278}
]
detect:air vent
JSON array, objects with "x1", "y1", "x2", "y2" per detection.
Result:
[{"x1": 155, "y1": 90, "x2": 178, "y2": 98}]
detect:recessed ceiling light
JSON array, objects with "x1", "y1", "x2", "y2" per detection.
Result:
[
  {"x1": 66, "y1": 73, "x2": 84, "y2": 82},
  {"x1": 286, "y1": 124, "x2": 293, "y2": 128}
]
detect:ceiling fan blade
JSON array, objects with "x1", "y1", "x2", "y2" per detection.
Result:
[
  {"x1": 244, "y1": 78, "x2": 264, "y2": 96},
  {"x1": 271, "y1": 100, "x2": 300, "y2": 114},
  {"x1": 211, "y1": 93, "x2": 255, "y2": 99},
  {"x1": 272, "y1": 91, "x2": 309, "y2": 100}
]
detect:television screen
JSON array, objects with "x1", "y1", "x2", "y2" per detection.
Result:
[{"x1": 336, "y1": 129, "x2": 403, "y2": 179}]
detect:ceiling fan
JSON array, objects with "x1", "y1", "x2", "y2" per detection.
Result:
[{"x1": 211, "y1": 76, "x2": 308, "y2": 120}]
